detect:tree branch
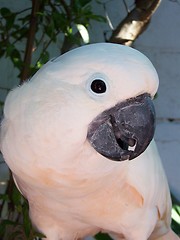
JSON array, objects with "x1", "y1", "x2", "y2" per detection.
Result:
[
  {"x1": 109, "y1": 0, "x2": 161, "y2": 46},
  {"x1": 20, "y1": 0, "x2": 41, "y2": 83}
]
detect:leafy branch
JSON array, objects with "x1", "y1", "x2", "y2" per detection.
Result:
[{"x1": 0, "y1": 0, "x2": 106, "y2": 81}]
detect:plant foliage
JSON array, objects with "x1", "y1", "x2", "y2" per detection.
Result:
[{"x1": 0, "y1": 0, "x2": 105, "y2": 80}]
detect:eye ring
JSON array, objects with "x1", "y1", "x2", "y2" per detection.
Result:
[{"x1": 90, "y1": 79, "x2": 107, "y2": 94}]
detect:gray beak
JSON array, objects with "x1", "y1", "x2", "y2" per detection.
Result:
[{"x1": 87, "y1": 93, "x2": 155, "y2": 161}]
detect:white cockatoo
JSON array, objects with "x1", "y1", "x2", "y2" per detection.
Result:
[{"x1": 0, "y1": 43, "x2": 179, "y2": 240}]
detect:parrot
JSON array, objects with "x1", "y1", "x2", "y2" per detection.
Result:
[{"x1": 0, "y1": 43, "x2": 179, "y2": 240}]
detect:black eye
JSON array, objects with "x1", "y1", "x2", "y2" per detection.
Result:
[{"x1": 91, "y1": 79, "x2": 107, "y2": 94}]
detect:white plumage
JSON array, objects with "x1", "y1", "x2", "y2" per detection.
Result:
[{"x1": 0, "y1": 43, "x2": 179, "y2": 240}]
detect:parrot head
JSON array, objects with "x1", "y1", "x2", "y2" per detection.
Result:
[
  {"x1": 48, "y1": 43, "x2": 158, "y2": 163},
  {"x1": 1, "y1": 43, "x2": 159, "y2": 176}
]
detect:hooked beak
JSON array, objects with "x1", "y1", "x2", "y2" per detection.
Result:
[{"x1": 87, "y1": 93, "x2": 156, "y2": 161}]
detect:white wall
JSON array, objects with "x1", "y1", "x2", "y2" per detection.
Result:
[{"x1": 0, "y1": 0, "x2": 180, "y2": 200}]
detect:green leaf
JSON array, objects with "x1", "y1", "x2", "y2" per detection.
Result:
[
  {"x1": 52, "y1": 11, "x2": 67, "y2": 32},
  {"x1": 44, "y1": 16, "x2": 57, "y2": 41},
  {"x1": 0, "y1": 7, "x2": 11, "y2": 18},
  {"x1": 95, "y1": 233, "x2": 113, "y2": 240},
  {"x1": 0, "y1": 193, "x2": 9, "y2": 201},
  {"x1": 9, "y1": 48, "x2": 23, "y2": 69},
  {"x1": 6, "y1": 13, "x2": 16, "y2": 30},
  {"x1": 172, "y1": 218, "x2": 180, "y2": 235},
  {"x1": 6, "y1": 44, "x2": 23, "y2": 69},
  {"x1": 79, "y1": 0, "x2": 92, "y2": 7},
  {"x1": 76, "y1": 24, "x2": 89, "y2": 43},
  {"x1": 39, "y1": 51, "x2": 50, "y2": 64},
  {"x1": 171, "y1": 194, "x2": 180, "y2": 235},
  {"x1": 6, "y1": 44, "x2": 15, "y2": 56},
  {"x1": 22, "y1": 201, "x2": 32, "y2": 238},
  {"x1": 12, "y1": 185, "x2": 22, "y2": 206}
]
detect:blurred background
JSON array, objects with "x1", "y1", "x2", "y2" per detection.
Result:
[{"x1": 0, "y1": 0, "x2": 179, "y2": 239}]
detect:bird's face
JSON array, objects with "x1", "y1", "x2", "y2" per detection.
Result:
[
  {"x1": 36, "y1": 43, "x2": 158, "y2": 162},
  {"x1": 1, "y1": 43, "x2": 159, "y2": 178}
]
